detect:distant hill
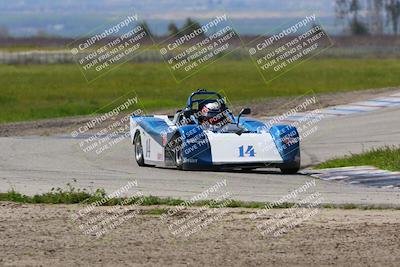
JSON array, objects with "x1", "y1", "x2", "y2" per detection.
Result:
[{"x1": 0, "y1": 0, "x2": 338, "y2": 37}]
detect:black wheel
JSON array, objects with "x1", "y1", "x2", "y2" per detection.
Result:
[
  {"x1": 280, "y1": 167, "x2": 300, "y2": 174},
  {"x1": 134, "y1": 133, "x2": 145, "y2": 166},
  {"x1": 170, "y1": 135, "x2": 184, "y2": 170},
  {"x1": 280, "y1": 150, "x2": 301, "y2": 174}
]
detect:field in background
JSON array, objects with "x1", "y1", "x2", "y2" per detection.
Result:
[{"x1": 1, "y1": 58, "x2": 400, "y2": 123}]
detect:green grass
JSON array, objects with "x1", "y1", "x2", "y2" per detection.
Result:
[
  {"x1": 141, "y1": 208, "x2": 169, "y2": 215},
  {"x1": 0, "y1": 186, "x2": 291, "y2": 209},
  {"x1": 315, "y1": 146, "x2": 400, "y2": 172},
  {"x1": 1, "y1": 186, "x2": 399, "y2": 210},
  {"x1": 1, "y1": 59, "x2": 400, "y2": 123},
  {"x1": 0, "y1": 46, "x2": 69, "y2": 52}
]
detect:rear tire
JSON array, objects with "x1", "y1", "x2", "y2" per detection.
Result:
[{"x1": 134, "y1": 133, "x2": 146, "y2": 166}]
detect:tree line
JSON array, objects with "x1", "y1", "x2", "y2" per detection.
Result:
[
  {"x1": 335, "y1": 0, "x2": 400, "y2": 35},
  {"x1": 2, "y1": 2, "x2": 400, "y2": 39}
]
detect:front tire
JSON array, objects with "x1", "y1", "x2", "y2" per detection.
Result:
[
  {"x1": 174, "y1": 138, "x2": 184, "y2": 170},
  {"x1": 134, "y1": 133, "x2": 146, "y2": 166},
  {"x1": 169, "y1": 135, "x2": 184, "y2": 170},
  {"x1": 280, "y1": 150, "x2": 301, "y2": 174}
]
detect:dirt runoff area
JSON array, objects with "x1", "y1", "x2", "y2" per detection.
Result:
[{"x1": 1, "y1": 202, "x2": 400, "y2": 267}]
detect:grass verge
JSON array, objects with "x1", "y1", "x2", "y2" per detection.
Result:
[
  {"x1": 1, "y1": 186, "x2": 399, "y2": 210},
  {"x1": 0, "y1": 187, "x2": 289, "y2": 209},
  {"x1": 315, "y1": 146, "x2": 400, "y2": 172}
]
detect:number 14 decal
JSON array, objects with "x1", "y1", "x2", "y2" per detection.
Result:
[{"x1": 239, "y1": 145, "x2": 256, "y2": 157}]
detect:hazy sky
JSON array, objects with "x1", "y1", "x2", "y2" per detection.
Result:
[
  {"x1": 0, "y1": 0, "x2": 335, "y2": 19},
  {"x1": 0, "y1": 0, "x2": 338, "y2": 36}
]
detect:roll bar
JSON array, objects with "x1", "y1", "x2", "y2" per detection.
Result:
[{"x1": 186, "y1": 89, "x2": 224, "y2": 108}]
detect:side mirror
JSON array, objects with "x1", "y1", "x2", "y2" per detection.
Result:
[
  {"x1": 237, "y1": 108, "x2": 251, "y2": 125},
  {"x1": 240, "y1": 108, "x2": 251, "y2": 115}
]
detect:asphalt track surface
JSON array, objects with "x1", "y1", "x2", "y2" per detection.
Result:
[{"x1": 1, "y1": 106, "x2": 400, "y2": 206}]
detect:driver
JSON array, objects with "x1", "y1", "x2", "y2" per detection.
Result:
[{"x1": 199, "y1": 101, "x2": 233, "y2": 126}]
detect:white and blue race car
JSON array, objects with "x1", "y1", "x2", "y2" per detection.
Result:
[{"x1": 130, "y1": 89, "x2": 300, "y2": 173}]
